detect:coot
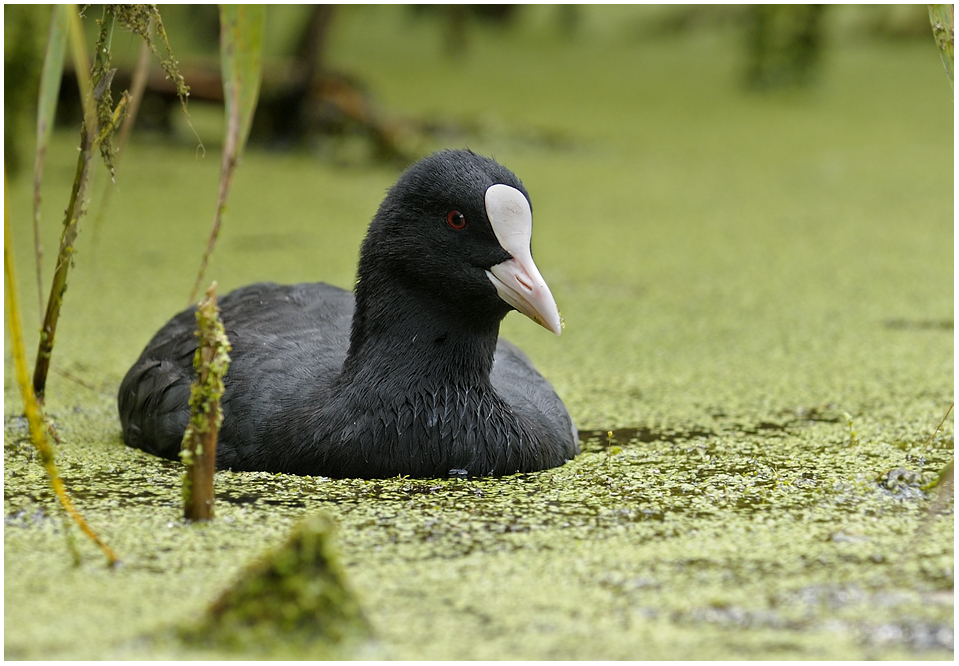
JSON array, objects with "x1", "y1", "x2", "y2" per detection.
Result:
[{"x1": 118, "y1": 149, "x2": 578, "y2": 478}]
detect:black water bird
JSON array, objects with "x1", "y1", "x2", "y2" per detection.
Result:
[{"x1": 118, "y1": 149, "x2": 578, "y2": 478}]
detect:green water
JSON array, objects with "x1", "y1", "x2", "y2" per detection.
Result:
[{"x1": 4, "y1": 6, "x2": 953, "y2": 659}]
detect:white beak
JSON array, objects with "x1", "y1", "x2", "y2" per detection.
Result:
[{"x1": 484, "y1": 184, "x2": 563, "y2": 336}]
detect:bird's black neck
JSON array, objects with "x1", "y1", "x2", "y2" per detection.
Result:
[{"x1": 341, "y1": 279, "x2": 501, "y2": 388}]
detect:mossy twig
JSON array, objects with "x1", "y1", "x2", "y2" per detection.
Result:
[
  {"x1": 181, "y1": 282, "x2": 232, "y2": 522},
  {"x1": 92, "y1": 7, "x2": 200, "y2": 246},
  {"x1": 109, "y1": 4, "x2": 192, "y2": 118}
]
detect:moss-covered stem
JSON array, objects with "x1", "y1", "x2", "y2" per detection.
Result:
[
  {"x1": 91, "y1": 7, "x2": 196, "y2": 244},
  {"x1": 5, "y1": 172, "x2": 120, "y2": 567},
  {"x1": 181, "y1": 282, "x2": 232, "y2": 522},
  {"x1": 90, "y1": 29, "x2": 151, "y2": 248}
]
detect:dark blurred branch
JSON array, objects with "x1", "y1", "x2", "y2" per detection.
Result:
[
  {"x1": 745, "y1": 5, "x2": 826, "y2": 89},
  {"x1": 295, "y1": 4, "x2": 337, "y2": 84}
]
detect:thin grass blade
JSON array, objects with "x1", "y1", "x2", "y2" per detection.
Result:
[
  {"x1": 928, "y1": 4, "x2": 954, "y2": 90},
  {"x1": 190, "y1": 4, "x2": 264, "y2": 303},
  {"x1": 32, "y1": 5, "x2": 99, "y2": 399},
  {"x1": 5, "y1": 171, "x2": 120, "y2": 566},
  {"x1": 66, "y1": 5, "x2": 96, "y2": 139},
  {"x1": 33, "y1": 5, "x2": 69, "y2": 320}
]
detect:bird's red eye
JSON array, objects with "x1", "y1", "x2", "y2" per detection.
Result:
[{"x1": 446, "y1": 210, "x2": 466, "y2": 229}]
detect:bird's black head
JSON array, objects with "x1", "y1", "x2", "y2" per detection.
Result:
[{"x1": 353, "y1": 149, "x2": 561, "y2": 347}]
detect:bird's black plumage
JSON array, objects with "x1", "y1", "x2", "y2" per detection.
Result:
[{"x1": 118, "y1": 149, "x2": 578, "y2": 478}]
